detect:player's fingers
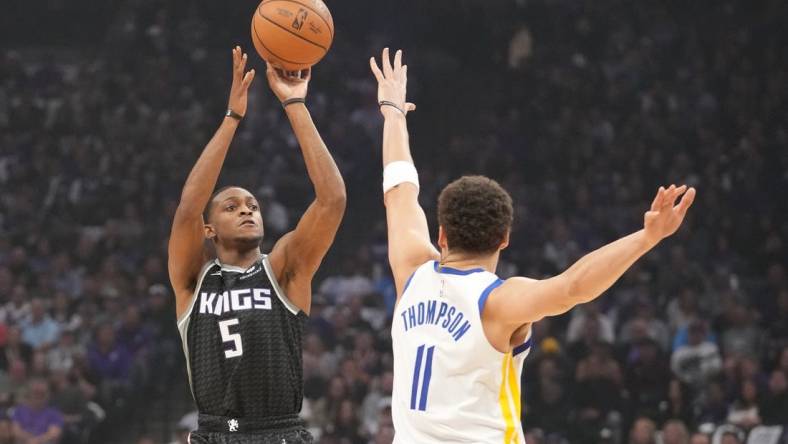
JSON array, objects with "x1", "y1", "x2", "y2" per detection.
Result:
[
  {"x1": 382, "y1": 47, "x2": 393, "y2": 77},
  {"x1": 661, "y1": 184, "x2": 676, "y2": 209},
  {"x1": 676, "y1": 187, "x2": 696, "y2": 216},
  {"x1": 369, "y1": 57, "x2": 384, "y2": 82},
  {"x1": 301, "y1": 68, "x2": 311, "y2": 81},
  {"x1": 672, "y1": 185, "x2": 687, "y2": 204},
  {"x1": 650, "y1": 186, "x2": 664, "y2": 211},
  {"x1": 394, "y1": 49, "x2": 403, "y2": 71},
  {"x1": 242, "y1": 69, "x2": 256, "y2": 88},
  {"x1": 239, "y1": 52, "x2": 248, "y2": 75},
  {"x1": 406, "y1": 102, "x2": 416, "y2": 112},
  {"x1": 402, "y1": 65, "x2": 407, "y2": 81}
]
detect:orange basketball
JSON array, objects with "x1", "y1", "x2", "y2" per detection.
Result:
[{"x1": 251, "y1": 0, "x2": 334, "y2": 71}]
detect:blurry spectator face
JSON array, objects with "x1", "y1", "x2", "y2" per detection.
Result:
[
  {"x1": 721, "y1": 433, "x2": 741, "y2": 444},
  {"x1": 629, "y1": 417, "x2": 656, "y2": 444},
  {"x1": 741, "y1": 379, "x2": 757, "y2": 403},
  {"x1": 374, "y1": 424, "x2": 395, "y2": 444},
  {"x1": 30, "y1": 298, "x2": 44, "y2": 321},
  {"x1": 124, "y1": 306, "x2": 140, "y2": 327},
  {"x1": 304, "y1": 333, "x2": 324, "y2": 354},
  {"x1": 28, "y1": 380, "x2": 49, "y2": 410},
  {"x1": 690, "y1": 433, "x2": 710, "y2": 444},
  {"x1": 328, "y1": 376, "x2": 346, "y2": 400},
  {"x1": 768, "y1": 370, "x2": 787, "y2": 394},
  {"x1": 204, "y1": 187, "x2": 264, "y2": 246},
  {"x1": 661, "y1": 420, "x2": 689, "y2": 444},
  {"x1": 11, "y1": 285, "x2": 26, "y2": 305},
  {"x1": 669, "y1": 380, "x2": 683, "y2": 402},
  {"x1": 337, "y1": 399, "x2": 356, "y2": 426},
  {"x1": 6, "y1": 326, "x2": 21, "y2": 346},
  {"x1": 0, "y1": 419, "x2": 11, "y2": 441},
  {"x1": 688, "y1": 322, "x2": 705, "y2": 345},
  {"x1": 97, "y1": 324, "x2": 115, "y2": 349},
  {"x1": 9, "y1": 359, "x2": 26, "y2": 381}
]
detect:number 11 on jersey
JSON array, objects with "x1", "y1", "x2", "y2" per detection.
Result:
[{"x1": 410, "y1": 344, "x2": 435, "y2": 411}]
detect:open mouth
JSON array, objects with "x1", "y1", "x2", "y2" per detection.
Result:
[{"x1": 240, "y1": 220, "x2": 257, "y2": 227}]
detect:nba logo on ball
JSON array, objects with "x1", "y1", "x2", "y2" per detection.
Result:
[
  {"x1": 292, "y1": 9, "x2": 307, "y2": 30},
  {"x1": 251, "y1": 0, "x2": 334, "y2": 71}
]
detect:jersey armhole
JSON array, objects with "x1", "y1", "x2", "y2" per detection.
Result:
[
  {"x1": 477, "y1": 278, "x2": 504, "y2": 315},
  {"x1": 176, "y1": 261, "x2": 214, "y2": 329},
  {"x1": 262, "y1": 255, "x2": 301, "y2": 316}
]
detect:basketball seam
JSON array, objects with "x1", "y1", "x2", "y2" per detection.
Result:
[
  {"x1": 252, "y1": 20, "x2": 314, "y2": 65},
  {"x1": 257, "y1": 11, "x2": 328, "y2": 51},
  {"x1": 261, "y1": 0, "x2": 334, "y2": 39}
]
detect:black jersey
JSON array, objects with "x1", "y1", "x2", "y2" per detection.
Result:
[{"x1": 177, "y1": 255, "x2": 307, "y2": 422}]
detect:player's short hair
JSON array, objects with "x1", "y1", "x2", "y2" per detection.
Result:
[
  {"x1": 437, "y1": 176, "x2": 513, "y2": 255},
  {"x1": 203, "y1": 185, "x2": 244, "y2": 222}
]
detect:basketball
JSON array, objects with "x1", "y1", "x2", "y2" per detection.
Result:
[{"x1": 251, "y1": 0, "x2": 334, "y2": 71}]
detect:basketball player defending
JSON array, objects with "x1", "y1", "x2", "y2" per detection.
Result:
[
  {"x1": 169, "y1": 47, "x2": 345, "y2": 443},
  {"x1": 370, "y1": 48, "x2": 696, "y2": 443}
]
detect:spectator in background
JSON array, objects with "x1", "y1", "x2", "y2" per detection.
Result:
[
  {"x1": 629, "y1": 417, "x2": 657, "y2": 444},
  {"x1": 726, "y1": 379, "x2": 761, "y2": 430},
  {"x1": 719, "y1": 304, "x2": 763, "y2": 360},
  {"x1": 690, "y1": 433, "x2": 711, "y2": 444},
  {"x1": 620, "y1": 299, "x2": 671, "y2": 350},
  {"x1": 759, "y1": 370, "x2": 788, "y2": 425},
  {"x1": 4, "y1": 285, "x2": 31, "y2": 325},
  {"x1": 20, "y1": 298, "x2": 60, "y2": 351},
  {"x1": 659, "y1": 379, "x2": 694, "y2": 429},
  {"x1": 0, "y1": 415, "x2": 12, "y2": 444},
  {"x1": 11, "y1": 379, "x2": 63, "y2": 444},
  {"x1": 46, "y1": 329, "x2": 84, "y2": 373},
  {"x1": 661, "y1": 419, "x2": 690, "y2": 444},
  {"x1": 671, "y1": 320, "x2": 722, "y2": 388},
  {"x1": 0, "y1": 325, "x2": 33, "y2": 371}
]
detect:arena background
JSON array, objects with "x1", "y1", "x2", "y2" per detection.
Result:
[{"x1": 1, "y1": 0, "x2": 787, "y2": 443}]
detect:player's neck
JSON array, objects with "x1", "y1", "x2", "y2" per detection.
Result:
[
  {"x1": 215, "y1": 246, "x2": 263, "y2": 270},
  {"x1": 439, "y1": 250, "x2": 499, "y2": 274}
]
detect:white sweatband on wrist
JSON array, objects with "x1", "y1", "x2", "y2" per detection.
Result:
[{"x1": 383, "y1": 161, "x2": 420, "y2": 194}]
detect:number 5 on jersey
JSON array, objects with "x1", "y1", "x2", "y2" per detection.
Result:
[
  {"x1": 410, "y1": 344, "x2": 435, "y2": 411},
  {"x1": 219, "y1": 318, "x2": 243, "y2": 358}
]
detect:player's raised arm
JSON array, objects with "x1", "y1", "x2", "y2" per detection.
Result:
[
  {"x1": 265, "y1": 65, "x2": 346, "y2": 314},
  {"x1": 370, "y1": 48, "x2": 440, "y2": 297},
  {"x1": 487, "y1": 185, "x2": 696, "y2": 329},
  {"x1": 168, "y1": 46, "x2": 255, "y2": 317}
]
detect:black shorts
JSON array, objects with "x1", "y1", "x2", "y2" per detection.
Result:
[{"x1": 189, "y1": 414, "x2": 314, "y2": 444}]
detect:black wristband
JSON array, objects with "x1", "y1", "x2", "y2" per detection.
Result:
[
  {"x1": 379, "y1": 100, "x2": 405, "y2": 115},
  {"x1": 225, "y1": 109, "x2": 243, "y2": 121},
  {"x1": 282, "y1": 97, "x2": 306, "y2": 108}
]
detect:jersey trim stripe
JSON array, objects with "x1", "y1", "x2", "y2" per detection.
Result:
[
  {"x1": 262, "y1": 255, "x2": 301, "y2": 316},
  {"x1": 478, "y1": 278, "x2": 504, "y2": 314},
  {"x1": 177, "y1": 261, "x2": 214, "y2": 401},
  {"x1": 432, "y1": 260, "x2": 485, "y2": 276},
  {"x1": 402, "y1": 271, "x2": 417, "y2": 293},
  {"x1": 513, "y1": 337, "x2": 533, "y2": 356},
  {"x1": 499, "y1": 352, "x2": 517, "y2": 443}
]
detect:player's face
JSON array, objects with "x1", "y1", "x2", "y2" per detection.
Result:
[{"x1": 205, "y1": 187, "x2": 265, "y2": 246}]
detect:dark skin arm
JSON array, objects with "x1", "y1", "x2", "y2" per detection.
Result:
[
  {"x1": 168, "y1": 47, "x2": 255, "y2": 318},
  {"x1": 265, "y1": 66, "x2": 346, "y2": 315}
]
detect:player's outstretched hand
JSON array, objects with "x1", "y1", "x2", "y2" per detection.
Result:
[
  {"x1": 228, "y1": 46, "x2": 256, "y2": 118},
  {"x1": 265, "y1": 63, "x2": 310, "y2": 103},
  {"x1": 370, "y1": 48, "x2": 416, "y2": 117},
  {"x1": 643, "y1": 185, "x2": 696, "y2": 246}
]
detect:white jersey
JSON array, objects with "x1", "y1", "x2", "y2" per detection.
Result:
[{"x1": 391, "y1": 261, "x2": 532, "y2": 444}]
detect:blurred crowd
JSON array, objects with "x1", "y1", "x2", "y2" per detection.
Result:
[{"x1": 1, "y1": 0, "x2": 787, "y2": 443}]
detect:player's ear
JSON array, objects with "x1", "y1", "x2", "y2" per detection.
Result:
[
  {"x1": 499, "y1": 230, "x2": 510, "y2": 251},
  {"x1": 437, "y1": 226, "x2": 448, "y2": 251},
  {"x1": 204, "y1": 223, "x2": 216, "y2": 240}
]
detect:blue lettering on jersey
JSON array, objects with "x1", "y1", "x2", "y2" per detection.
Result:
[
  {"x1": 199, "y1": 288, "x2": 273, "y2": 316},
  {"x1": 400, "y1": 300, "x2": 472, "y2": 341}
]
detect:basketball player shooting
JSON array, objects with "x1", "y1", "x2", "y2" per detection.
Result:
[
  {"x1": 370, "y1": 48, "x2": 696, "y2": 443},
  {"x1": 168, "y1": 47, "x2": 345, "y2": 444}
]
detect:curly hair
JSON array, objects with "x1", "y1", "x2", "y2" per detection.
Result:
[{"x1": 437, "y1": 176, "x2": 513, "y2": 254}]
